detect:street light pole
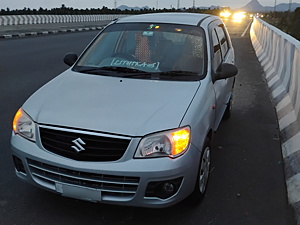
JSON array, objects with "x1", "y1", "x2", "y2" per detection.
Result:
[{"x1": 289, "y1": 0, "x2": 292, "y2": 12}]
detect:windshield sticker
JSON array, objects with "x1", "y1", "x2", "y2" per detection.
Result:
[
  {"x1": 142, "y1": 31, "x2": 154, "y2": 37},
  {"x1": 111, "y1": 58, "x2": 160, "y2": 70},
  {"x1": 147, "y1": 24, "x2": 160, "y2": 30}
]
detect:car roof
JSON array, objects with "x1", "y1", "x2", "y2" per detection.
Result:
[{"x1": 116, "y1": 13, "x2": 220, "y2": 26}]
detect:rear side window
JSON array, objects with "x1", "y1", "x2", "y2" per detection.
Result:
[
  {"x1": 215, "y1": 25, "x2": 229, "y2": 59},
  {"x1": 211, "y1": 23, "x2": 230, "y2": 72},
  {"x1": 212, "y1": 30, "x2": 222, "y2": 72}
]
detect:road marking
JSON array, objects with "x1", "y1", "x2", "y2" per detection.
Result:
[{"x1": 241, "y1": 21, "x2": 252, "y2": 37}]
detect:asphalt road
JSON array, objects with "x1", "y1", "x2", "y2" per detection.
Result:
[{"x1": 0, "y1": 18, "x2": 296, "y2": 224}]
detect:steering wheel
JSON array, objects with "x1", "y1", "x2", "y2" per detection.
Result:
[{"x1": 112, "y1": 52, "x2": 138, "y2": 61}]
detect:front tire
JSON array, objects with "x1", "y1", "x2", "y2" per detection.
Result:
[
  {"x1": 191, "y1": 139, "x2": 211, "y2": 200},
  {"x1": 223, "y1": 96, "x2": 232, "y2": 120}
]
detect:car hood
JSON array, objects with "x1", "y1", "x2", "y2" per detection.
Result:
[{"x1": 23, "y1": 70, "x2": 200, "y2": 137}]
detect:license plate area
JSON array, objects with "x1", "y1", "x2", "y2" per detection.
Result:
[{"x1": 55, "y1": 183, "x2": 101, "y2": 202}]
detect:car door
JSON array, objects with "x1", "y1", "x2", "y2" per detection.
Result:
[{"x1": 210, "y1": 21, "x2": 235, "y2": 130}]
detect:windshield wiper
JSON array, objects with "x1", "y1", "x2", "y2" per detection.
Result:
[
  {"x1": 123, "y1": 70, "x2": 200, "y2": 80},
  {"x1": 77, "y1": 66, "x2": 148, "y2": 74},
  {"x1": 123, "y1": 70, "x2": 198, "y2": 77},
  {"x1": 157, "y1": 70, "x2": 198, "y2": 76},
  {"x1": 97, "y1": 66, "x2": 147, "y2": 73},
  {"x1": 76, "y1": 67, "x2": 199, "y2": 80}
]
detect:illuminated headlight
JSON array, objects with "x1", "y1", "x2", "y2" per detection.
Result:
[
  {"x1": 220, "y1": 11, "x2": 231, "y2": 18},
  {"x1": 232, "y1": 12, "x2": 246, "y2": 20},
  {"x1": 135, "y1": 127, "x2": 190, "y2": 158},
  {"x1": 13, "y1": 108, "x2": 36, "y2": 142}
]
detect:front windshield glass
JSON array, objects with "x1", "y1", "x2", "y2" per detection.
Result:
[{"x1": 74, "y1": 22, "x2": 206, "y2": 81}]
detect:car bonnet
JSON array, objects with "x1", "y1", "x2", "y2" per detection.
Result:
[{"x1": 23, "y1": 70, "x2": 200, "y2": 137}]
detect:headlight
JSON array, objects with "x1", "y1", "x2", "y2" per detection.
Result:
[
  {"x1": 13, "y1": 108, "x2": 36, "y2": 142},
  {"x1": 232, "y1": 12, "x2": 246, "y2": 20},
  {"x1": 135, "y1": 127, "x2": 190, "y2": 158}
]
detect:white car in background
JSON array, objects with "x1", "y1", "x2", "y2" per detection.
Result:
[{"x1": 11, "y1": 12, "x2": 237, "y2": 208}]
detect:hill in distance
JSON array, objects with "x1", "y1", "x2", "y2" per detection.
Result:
[
  {"x1": 239, "y1": 0, "x2": 265, "y2": 12},
  {"x1": 117, "y1": 5, "x2": 149, "y2": 10},
  {"x1": 239, "y1": 0, "x2": 300, "y2": 12}
]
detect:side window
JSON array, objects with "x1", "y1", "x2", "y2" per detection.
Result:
[
  {"x1": 212, "y1": 29, "x2": 222, "y2": 72},
  {"x1": 215, "y1": 25, "x2": 229, "y2": 59}
]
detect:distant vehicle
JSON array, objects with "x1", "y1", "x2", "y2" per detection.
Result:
[
  {"x1": 255, "y1": 13, "x2": 264, "y2": 18},
  {"x1": 11, "y1": 13, "x2": 237, "y2": 208},
  {"x1": 220, "y1": 9, "x2": 232, "y2": 18},
  {"x1": 232, "y1": 11, "x2": 247, "y2": 20}
]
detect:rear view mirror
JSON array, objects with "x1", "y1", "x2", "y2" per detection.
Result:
[
  {"x1": 64, "y1": 53, "x2": 78, "y2": 66},
  {"x1": 213, "y1": 63, "x2": 238, "y2": 82}
]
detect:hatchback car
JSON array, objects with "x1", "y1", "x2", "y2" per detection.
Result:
[{"x1": 11, "y1": 13, "x2": 237, "y2": 208}]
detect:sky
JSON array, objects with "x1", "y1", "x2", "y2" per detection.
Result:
[{"x1": 0, "y1": 0, "x2": 298, "y2": 10}]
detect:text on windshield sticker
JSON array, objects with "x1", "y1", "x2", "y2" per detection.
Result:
[{"x1": 111, "y1": 58, "x2": 160, "y2": 70}]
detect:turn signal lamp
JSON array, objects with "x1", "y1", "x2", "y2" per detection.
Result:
[
  {"x1": 12, "y1": 108, "x2": 36, "y2": 141},
  {"x1": 13, "y1": 109, "x2": 22, "y2": 132},
  {"x1": 171, "y1": 128, "x2": 190, "y2": 156}
]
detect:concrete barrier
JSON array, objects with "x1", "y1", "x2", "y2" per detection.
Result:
[
  {"x1": 0, "y1": 14, "x2": 127, "y2": 25},
  {"x1": 251, "y1": 16, "x2": 300, "y2": 223}
]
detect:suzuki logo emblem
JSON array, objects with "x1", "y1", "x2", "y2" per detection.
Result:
[{"x1": 71, "y1": 138, "x2": 86, "y2": 153}]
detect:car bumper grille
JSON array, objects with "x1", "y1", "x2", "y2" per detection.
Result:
[
  {"x1": 39, "y1": 127, "x2": 130, "y2": 162},
  {"x1": 27, "y1": 159, "x2": 140, "y2": 201}
]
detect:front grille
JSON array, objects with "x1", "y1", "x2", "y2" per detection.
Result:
[
  {"x1": 28, "y1": 159, "x2": 140, "y2": 200},
  {"x1": 39, "y1": 127, "x2": 130, "y2": 161}
]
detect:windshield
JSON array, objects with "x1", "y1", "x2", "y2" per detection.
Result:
[{"x1": 74, "y1": 22, "x2": 207, "y2": 81}]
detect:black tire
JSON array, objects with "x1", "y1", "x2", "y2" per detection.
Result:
[
  {"x1": 191, "y1": 138, "x2": 211, "y2": 201},
  {"x1": 223, "y1": 96, "x2": 232, "y2": 120}
]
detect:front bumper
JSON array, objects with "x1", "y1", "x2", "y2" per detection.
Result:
[{"x1": 11, "y1": 133, "x2": 201, "y2": 208}]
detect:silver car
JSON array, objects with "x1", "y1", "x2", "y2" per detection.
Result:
[{"x1": 11, "y1": 13, "x2": 237, "y2": 208}]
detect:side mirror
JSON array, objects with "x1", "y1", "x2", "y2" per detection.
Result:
[
  {"x1": 63, "y1": 53, "x2": 78, "y2": 66},
  {"x1": 213, "y1": 63, "x2": 238, "y2": 82}
]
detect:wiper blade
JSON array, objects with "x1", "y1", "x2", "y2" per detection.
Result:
[
  {"x1": 97, "y1": 66, "x2": 146, "y2": 73},
  {"x1": 122, "y1": 73, "x2": 155, "y2": 78},
  {"x1": 76, "y1": 67, "x2": 110, "y2": 74},
  {"x1": 158, "y1": 70, "x2": 198, "y2": 76},
  {"x1": 123, "y1": 70, "x2": 199, "y2": 79},
  {"x1": 76, "y1": 66, "x2": 147, "y2": 75},
  {"x1": 75, "y1": 67, "x2": 199, "y2": 80}
]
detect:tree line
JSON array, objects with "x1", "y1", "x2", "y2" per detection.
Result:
[
  {"x1": 0, "y1": 4, "x2": 221, "y2": 16},
  {"x1": 263, "y1": 8, "x2": 300, "y2": 40}
]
